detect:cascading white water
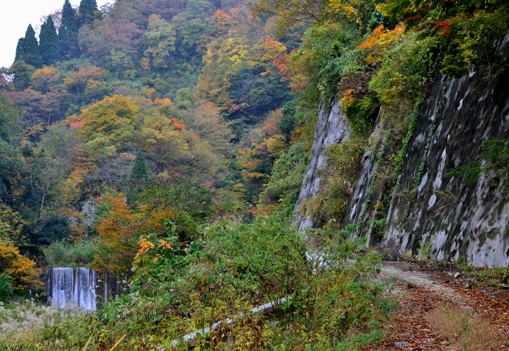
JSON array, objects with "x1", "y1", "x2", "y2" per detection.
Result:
[
  {"x1": 51, "y1": 267, "x2": 74, "y2": 309},
  {"x1": 74, "y1": 267, "x2": 97, "y2": 311},
  {"x1": 51, "y1": 267, "x2": 97, "y2": 311}
]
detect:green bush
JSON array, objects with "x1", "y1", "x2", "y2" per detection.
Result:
[
  {"x1": 204, "y1": 216, "x2": 307, "y2": 299},
  {"x1": 307, "y1": 136, "x2": 367, "y2": 227},
  {"x1": 478, "y1": 267, "x2": 509, "y2": 286},
  {"x1": 443, "y1": 9, "x2": 508, "y2": 77},
  {"x1": 3, "y1": 216, "x2": 391, "y2": 350},
  {"x1": 0, "y1": 274, "x2": 13, "y2": 302},
  {"x1": 345, "y1": 93, "x2": 379, "y2": 136},
  {"x1": 292, "y1": 22, "x2": 360, "y2": 105},
  {"x1": 484, "y1": 138, "x2": 509, "y2": 173},
  {"x1": 42, "y1": 240, "x2": 96, "y2": 267},
  {"x1": 369, "y1": 31, "x2": 438, "y2": 111},
  {"x1": 259, "y1": 142, "x2": 308, "y2": 216},
  {"x1": 446, "y1": 138, "x2": 509, "y2": 187}
]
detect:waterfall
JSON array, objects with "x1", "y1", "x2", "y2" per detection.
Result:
[
  {"x1": 51, "y1": 268, "x2": 74, "y2": 309},
  {"x1": 50, "y1": 267, "x2": 97, "y2": 311}
]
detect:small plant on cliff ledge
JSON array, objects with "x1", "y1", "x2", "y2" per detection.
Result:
[
  {"x1": 484, "y1": 138, "x2": 509, "y2": 174},
  {"x1": 446, "y1": 138, "x2": 509, "y2": 194}
]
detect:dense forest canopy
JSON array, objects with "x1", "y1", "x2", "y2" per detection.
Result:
[{"x1": 0, "y1": 0, "x2": 508, "y2": 349}]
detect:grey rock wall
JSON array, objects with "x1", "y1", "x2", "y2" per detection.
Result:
[
  {"x1": 383, "y1": 70, "x2": 509, "y2": 267},
  {"x1": 294, "y1": 100, "x2": 350, "y2": 232},
  {"x1": 296, "y1": 56, "x2": 508, "y2": 267}
]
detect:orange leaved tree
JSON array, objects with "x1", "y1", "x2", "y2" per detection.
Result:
[
  {"x1": 93, "y1": 193, "x2": 138, "y2": 275},
  {"x1": 93, "y1": 192, "x2": 175, "y2": 275},
  {"x1": 0, "y1": 239, "x2": 42, "y2": 294}
]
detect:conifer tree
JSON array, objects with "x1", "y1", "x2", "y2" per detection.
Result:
[
  {"x1": 79, "y1": 0, "x2": 100, "y2": 26},
  {"x1": 59, "y1": 0, "x2": 80, "y2": 59},
  {"x1": 127, "y1": 150, "x2": 150, "y2": 200},
  {"x1": 39, "y1": 16, "x2": 59, "y2": 65},
  {"x1": 130, "y1": 151, "x2": 149, "y2": 182},
  {"x1": 14, "y1": 38, "x2": 25, "y2": 61},
  {"x1": 20, "y1": 25, "x2": 42, "y2": 67}
]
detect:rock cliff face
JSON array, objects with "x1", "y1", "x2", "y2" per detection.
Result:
[
  {"x1": 294, "y1": 100, "x2": 350, "y2": 232},
  {"x1": 296, "y1": 47, "x2": 509, "y2": 267},
  {"x1": 383, "y1": 70, "x2": 509, "y2": 267}
]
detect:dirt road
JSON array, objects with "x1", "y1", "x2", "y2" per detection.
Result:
[{"x1": 366, "y1": 261, "x2": 509, "y2": 351}]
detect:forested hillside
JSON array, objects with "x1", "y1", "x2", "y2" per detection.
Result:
[
  {"x1": 0, "y1": 0, "x2": 508, "y2": 349},
  {"x1": 1, "y1": 0, "x2": 294, "y2": 271}
]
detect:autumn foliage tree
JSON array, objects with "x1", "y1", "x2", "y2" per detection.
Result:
[
  {"x1": 143, "y1": 14, "x2": 177, "y2": 69},
  {"x1": 0, "y1": 239, "x2": 42, "y2": 296},
  {"x1": 70, "y1": 95, "x2": 139, "y2": 157},
  {"x1": 0, "y1": 204, "x2": 26, "y2": 247},
  {"x1": 237, "y1": 109, "x2": 287, "y2": 202},
  {"x1": 93, "y1": 192, "x2": 176, "y2": 275},
  {"x1": 93, "y1": 193, "x2": 138, "y2": 274},
  {"x1": 357, "y1": 24, "x2": 405, "y2": 65},
  {"x1": 197, "y1": 8, "x2": 290, "y2": 125}
]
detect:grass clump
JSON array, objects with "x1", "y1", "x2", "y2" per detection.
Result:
[{"x1": 427, "y1": 305, "x2": 507, "y2": 350}]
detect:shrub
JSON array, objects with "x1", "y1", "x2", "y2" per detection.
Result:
[
  {"x1": 1, "y1": 217, "x2": 392, "y2": 350},
  {"x1": 42, "y1": 240, "x2": 97, "y2": 267},
  {"x1": 204, "y1": 216, "x2": 307, "y2": 299},
  {"x1": 369, "y1": 31, "x2": 438, "y2": 111},
  {"x1": 366, "y1": 27, "x2": 439, "y2": 201},
  {"x1": 344, "y1": 93, "x2": 379, "y2": 135},
  {"x1": 290, "y1": 22, "x2": 360, "y2": 103},
  {"x1": 259, "y1": 142, "x2": 308, "y2": 216},
  {"x1": 442, "y1": 9, "x2": 508, "y2": 77},
  {"x1": 484, "y1": 138, "x2": 509, "y2": 173},
  {"x1": 0, "y1": 274, "x2": 13, "y2": 302}
]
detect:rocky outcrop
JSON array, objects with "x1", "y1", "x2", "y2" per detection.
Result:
[
  {"x1": 383, "y1": 70, "x2": 509, "y2": 267},
  {"x1": 294, "y1": 100, "x2": 350, "y2": 232},
  {"x1": 296, "y1": 51, "x2": 509, "y2": 267}
]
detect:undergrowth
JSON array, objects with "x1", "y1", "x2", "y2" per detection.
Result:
[{"x1": 0, "y1": 216, "x2": 394, "y2": 350}]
